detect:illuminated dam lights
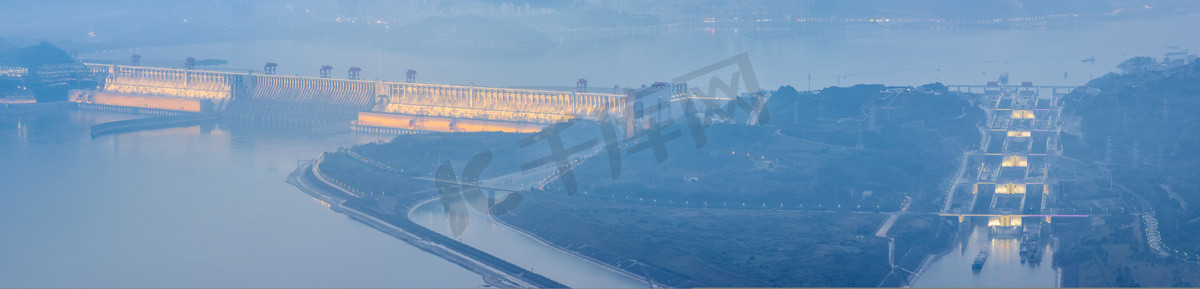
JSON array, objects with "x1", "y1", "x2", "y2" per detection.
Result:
[
  {"x1": 1011, "y1": 110, "x2": 1036, "y2": 119},
  {"x1": 88, "y1": 64, "x2": 234, "y2": 102},
  {"x1": 940, "y1": 214, "x2": 1089, "y2": 223},
  {"x1": 69, "y1": 90, "x2": 212, "y2": 113},
  {"x1": 376, "y1": 83, "x2": 626, "y2": 125},
  {"x1": 1001, "y1": 155, "x2": 1028, "y2": 167},
  {"x1": 355, "y1": 112, "x2": 546, "y2": 133},
  {"x1": 76, "y1": 63, "x2": 645, "y2": 134},
  {"x1": 994, "y1": 183, "x2": 1027, "y2": 194},
  {"x1": 988, "y1": 215, "x2": 1022, "y2": 227},
  {"x1": 1007, "y1": 130, "x2": 1031, "y2": 137}
]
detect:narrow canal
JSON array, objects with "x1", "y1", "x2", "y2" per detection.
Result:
[{"x1": 913, "y1": 221, "x2": 1058, "y2": 287}]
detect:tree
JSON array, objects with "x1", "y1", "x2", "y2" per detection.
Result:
[
  {"x1": 919, "y1": 82, "x2": 948, "y2": 94},
  {"x1": 1117, "y1": 56, "x2": 1163, "y2": 74}
]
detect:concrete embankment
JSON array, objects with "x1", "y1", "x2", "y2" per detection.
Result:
[
  {"x1": 0, "y1": 101, "x2": 74, "y2": 115},
  {"x1": 493, "y1": 210, "x2": 700, "y2": 287},
  {"x1": 287, "y1": 159, "x2": 568, "y2": 289},
  {"x1": 489, "y1": 213, "x2": 664, "y2": 288},
  {"x1": 90, "y1": 113, "x2": 218, "y2": 138}
]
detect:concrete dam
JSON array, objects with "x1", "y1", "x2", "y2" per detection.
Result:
[{"x1": 70, "y1": 63, "x2": 636, "y2": 134}]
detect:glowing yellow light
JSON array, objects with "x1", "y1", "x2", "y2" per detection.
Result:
[
  {"x1": 995, "y1": 183, "x2": 1026, "y2": 194},
  {"x1": 356, "y1": 112, "x2": 544, "y2": 133},
  {"x1": 69, "y1": 90, "x2": 207, "y2": 112},
  {"x1": 1001, "y1": 155, "x2": 1028, "y2": 167},
  {"x1": 1011, "y1": 110, "x2": 1036, "y2": 119},
  {"x1": 88, "y1": 64, "x2": 233, "y2": 102},
  {"x1": 378, "y1": 83, "x2": 623, "y2": 125},
  {"x1": 988, "y1": 215, "x2": 1022, "y2": 227},
  {"x1": 1007, "y1": 130, "x2": 1031, "y2": 137}
]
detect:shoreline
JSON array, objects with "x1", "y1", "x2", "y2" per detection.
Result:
[
  {"x1": 287, "y1": 157, "x2": 566, "y2": 288},
  {"x1": 490, "y1": 214, "x2": 652, "y2": 287},
  {"x1": 903, "y1": 226, "x2": 960, "y2": 287},
  {"x1": 0, "y1": 101, "x2": 74, "y2": 115},
  {"x1": 405, "y1": 192, "x2": 654, "y2": 288},
  {"x1": 907, "y1": 252, "x2": 939, "y2": 286},
  {"x1": 905, "y1": 222, "x2": 1064, "y2": 288},
  {"x1": 906, "y1": 228, "x2": 966, "y2": 287}
]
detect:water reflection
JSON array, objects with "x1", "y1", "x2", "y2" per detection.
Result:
[
  {"x1": 0, "y1": 110, "x2": 481, "y2": 288},
  {"x1": 410, "y1": 195, "x2": 648, "y2": 288},
  {"x1": 914, "y1": 222, "x2": 1057, "y2": 287}
]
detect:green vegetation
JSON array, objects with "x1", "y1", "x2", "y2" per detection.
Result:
[
  {"x1": 0, "y1": 42, "x2": 75, "y2": 68},
  {"x1": 318, "y1": 83, "x2": 982, "y2": 287},
  {"x1": 506, "y1": 193, "x2": 891, "y2": 287},
  {"x1": 1055, "y1": 215, "x2": 1200, "y2": 287},
  {"x1": 1062, "y1": 57, "x2": 1200, "y2": 254},
  {"x1": 570, "y1": 84, "x2": 982, "y2": 213},
  {"x1": 1052, "y1": 56, "x2": 1200, "y2": 286},
  {"x1": 317, "y1": 131, "x2": 532, "y2": 196},
  {"x1": 0, "y1": 41, "x2": 94, "y2": 102}
]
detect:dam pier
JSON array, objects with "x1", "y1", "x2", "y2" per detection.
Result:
[{"x1": 68, "y1": 62, "x2": 648, "y2": 135}]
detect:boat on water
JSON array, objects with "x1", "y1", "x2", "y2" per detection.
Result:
[{"x1": 972, "y1": 250, "x2": 990, "y2": 270}]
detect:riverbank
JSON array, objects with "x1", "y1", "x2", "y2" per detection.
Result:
[
  {"x1": 906, "y1": 218, "x2": 971, "y2": 286},
  {"x1": 479, "y1": 204, "x2": 654, "y2": 287},
  {"x1": 287, "y1": 156, "x2": 568, "y2": 288},
  {"x1": 0, "y1": 101, "x2": 73, "y2": 115},
  {"x1": 911, "y1": 222, "x2": 1060, "y2": 287},
  {"x1": 880, "y1": 215, "x2": 960, "y2": 287}
]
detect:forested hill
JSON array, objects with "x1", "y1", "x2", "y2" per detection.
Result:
[
  {"x1": 1058, "y1": 55, "x2": 1200, "y2": 278},
  {"x1": 0, "y1": 41, "x2": 75, "y2": 68},
  {"x1": 1067, "y1": 56, "x2": 1200, "y2": 251}
]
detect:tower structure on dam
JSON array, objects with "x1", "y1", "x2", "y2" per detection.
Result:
[{"x1": 621, "y1": 82, "x2": 688, "y2": 137}]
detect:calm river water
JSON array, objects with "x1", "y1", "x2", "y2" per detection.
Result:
[
  {"x1": 0, "y1": 110, "x2": 483, "y2": 287},
  {"x1": 410, "y1": 198, "x2": 648, "y2": 288},
  {"x1": 83, "y1": 13, "x2": 1200, "y2": 91},
  {"x1": 913, "y1": 222, "x2": 1058, "y2": 287},
  {"x1": 3, "y1": 11, "x2": 1197, "y2": 288}
]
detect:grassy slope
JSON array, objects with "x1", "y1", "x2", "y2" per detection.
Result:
[
  {"x1": 321, "y1": 84, "x2": 980, "y2": 287},
  {"x1": 507, "y1": 194, "x2": 891, "y2": 287},
  {"x1": 1054, "y1": 58, "x2": 1200, "y2": 287},
  {"x1": 501, "y1": 85, "x2": 977, "y2": 286}
]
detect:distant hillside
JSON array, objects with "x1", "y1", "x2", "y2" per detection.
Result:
[
  {"x1": 565, "y1": 84, "x2": 983, "y2": 213},
  {"x1": 503, "y1": 84, "x2": 981, "y2": 286},
  {"x1": 0, "y1": 41, "x2": 75, "y2": 67},
  {"x1": 1063, "y1": 56, "x2": 1200, "y2": 253},
  {"x1": 324, "y1": 83, "x2": 981, "y2": 287},
  {"x1": 1054, "y1": 56, "x2": 1200, "y2": 287},
  {"x1": 0, "y1": 41, "x2": 93, "y2": 102}
]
